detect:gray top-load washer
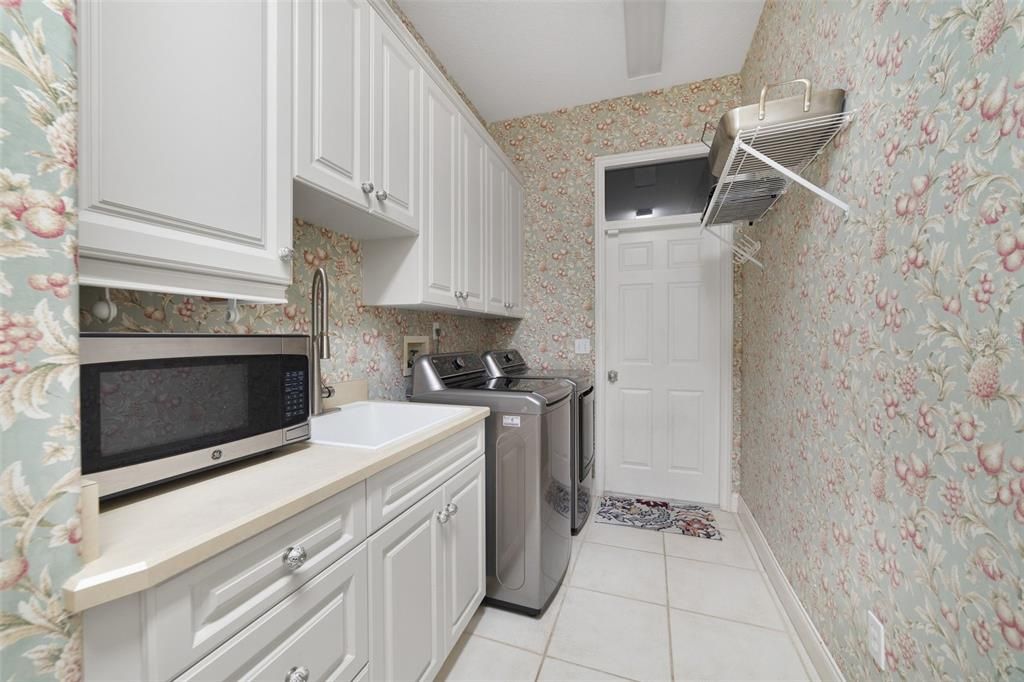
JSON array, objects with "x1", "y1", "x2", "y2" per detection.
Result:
[
  {"x1": 482, "y1": 350, "x2": 595, "y2": 535},
  {"x1": 410, "y1": 352, "x2": 572, "y2": 616}
]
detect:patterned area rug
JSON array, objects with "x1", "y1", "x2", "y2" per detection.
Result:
[{"x1": 596, "y1": 495, "x2": 723, "y2": 540}]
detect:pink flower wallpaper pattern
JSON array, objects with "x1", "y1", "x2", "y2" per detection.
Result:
[
  {"x1": 739, "y1": 0, "x2": 1024, "y2": 678},
  {"x1": 80, "y1": 220, "x2": 503, "y2": 400},
  {"x1": 0, "y1": 1, "x2": 83, "y2": 680},
  {"x1": 485, "y1": 75, "x2": 747, "y2": 488}
]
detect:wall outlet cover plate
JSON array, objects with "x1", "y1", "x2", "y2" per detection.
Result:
[{"x1": 574, "y1": 338, "x2": 591, "y2": 354}]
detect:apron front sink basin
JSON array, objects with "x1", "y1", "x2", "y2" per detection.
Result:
[{"x1": 310, "y1": 400, "x2": 470, "y2": 449}]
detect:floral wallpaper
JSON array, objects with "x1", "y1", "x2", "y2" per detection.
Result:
[
  {"x1": 0, "y1": 1, "x2": 82, "y2": 681},
  {"x1": 738, "y1": 0, "x2": 1024, "y2": 679},
  {"x1": 80, "y1": 220, "x2": 501, "y2": 400},
  {"x1": 485, "y1": 76, "x2": 746, "y2": 487}
]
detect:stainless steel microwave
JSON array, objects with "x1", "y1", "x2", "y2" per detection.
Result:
[{"x1": 81, "y1": 334, "x2": 311, "y2": 499}]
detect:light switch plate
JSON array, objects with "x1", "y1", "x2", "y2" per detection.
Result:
[
  {"x1": 574, "y1": 338, "x2": 591, "y2": 354},
  {"x1": 868, "y1": 610, "x2": 885, "y2": 670}
]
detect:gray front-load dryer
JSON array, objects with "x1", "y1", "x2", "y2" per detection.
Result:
[{"x1": 410, "y1": 352, "x2": 572, "y2": 616}]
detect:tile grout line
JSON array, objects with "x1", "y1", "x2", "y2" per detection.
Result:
[
  {"x1": 667, "y1": 603, "x2": 793, "y2": 634},
  {"x1": 662, "y1": 551, "x2": 761, "y2": 573},
  {"x1": 583, "y1": 537, "x2": 665, "y2": 556},
  {"x1": 533, "y1": 530, "x2": 579, "y2": 682},
  {"x1": 664, "y1": 531, "x2": 676, "y2": 682},
  {"x1": 543, "y1": 654, "x2": 640, "y2": 682}
]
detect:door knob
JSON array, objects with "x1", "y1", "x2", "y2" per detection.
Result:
[{"x1": 607, "y1": 370, "x2": 618, "y2": 383}]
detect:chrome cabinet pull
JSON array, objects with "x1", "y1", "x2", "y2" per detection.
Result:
[
  {"x1": 444, "y1": 502, "x2": 458, "y2": 516},
  {"x1": 607, "y1": 370, "x2": 618, "y2": 383},
  {"x1": 361, "y1": 182, "x2": 374, "y2": 194},
  {"x1": 285, "y1": 666, "x2": 310, "y2": 682},
  {"x1": 282, "y1": 545, "x2": 307, "y2": 570},
  {"x1": 279, "y1": 247, "x2": 295, "y2": 261},
  {"x1": 375, "y1": 189, "x2": 389, "y2": 202},
  {"x1": 436, "y1": 509, "x2": 450, "y2": 524}
]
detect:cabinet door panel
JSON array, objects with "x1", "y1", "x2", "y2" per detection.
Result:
[
  {"x1": 78, "y1": 0, "x2": 292, "y2": 299},
  {"x1": 459, "y1": 122, "x2": 487, "y2": 312},
  {"x1": 421, "y1": 77, "x2": 460, "y2": 306},
  {"x1": 370, "y1": 15, "x2": 419, "y2": 231},
  {"x1": 442, "y1": 457, "x2": 486, "y2": 650},
  {"x1": 506, "y1": 178, "x2": 523, "y2": 316},
  {"x1": 294, "y1": 0, "x2": 370, "y2": 209},
  {"x1": 369, "y1": 489, "x2": 444, "y2": 682},
  {"x1": 485, "y1": 151, "x2": 508, "y2": 314}
]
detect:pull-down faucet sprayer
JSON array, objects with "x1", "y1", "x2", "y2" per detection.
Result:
[{"x1": 310, "y1": 267, "x2": 335, "y2": 416}]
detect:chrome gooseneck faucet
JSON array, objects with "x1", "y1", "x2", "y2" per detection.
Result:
[{"x1": 310, "y1": 267, "x2": 335, "y2": 416}]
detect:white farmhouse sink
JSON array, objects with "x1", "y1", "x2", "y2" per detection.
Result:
[{"x1": 309, "y1": 401, "x2": 469, "y2": 450}]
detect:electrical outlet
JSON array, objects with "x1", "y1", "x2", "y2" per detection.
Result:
[
  {"x1": 868, "y1": 610, "x2": 885, "y2": 671},
  {"x1": 574, "y1": 338, "x2": 591, "y2": 354}
]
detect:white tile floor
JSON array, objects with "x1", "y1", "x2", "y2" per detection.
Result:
[{"x1": 438, "y1": 510, "x2": 816, "y2": 681}]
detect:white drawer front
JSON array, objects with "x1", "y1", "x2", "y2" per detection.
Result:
[
  {"x1": 365, "y1": 422, "x2": 484, "y2": 533},
  {"x1": 149, "y1": 483, "x2": 366, "y2": 680},
  {"x1": 177, "y1": 544, "x2": 369, "y2": 682}
]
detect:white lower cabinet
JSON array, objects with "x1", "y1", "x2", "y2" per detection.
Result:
[
  {"x1": 81, "y1": 429, "x2": 485, "y2": 682},
  {"x1": 368, "y1": 488, "x2": 445, "y2": 682},
  {"x1": 441, "y1": 457, "x2": 486, "y2": 650},
  {"x1": 177, "y1": 545, "x2": 369, "y2": 682},
  {"x1": 368, "y1": 455, "x2": 485, "y2": 682}
]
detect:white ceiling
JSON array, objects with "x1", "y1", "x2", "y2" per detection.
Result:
[{"x1": 397, "y1": 0, "x2": 765, "y2": 122}]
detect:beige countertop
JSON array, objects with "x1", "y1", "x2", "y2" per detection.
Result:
[{"x1": 62, "y1": 402, "x2": 489, "y2": 613}]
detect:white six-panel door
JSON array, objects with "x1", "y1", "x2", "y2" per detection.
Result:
[{"x1": 604, "y1": 225, "x2": 724, "y2": 503}]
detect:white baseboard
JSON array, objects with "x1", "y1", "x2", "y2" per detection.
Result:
[{"x1": 738, "y1": 495, "x2": 845, "y2": 682}]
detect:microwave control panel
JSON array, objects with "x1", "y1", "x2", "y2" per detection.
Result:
[{"x1": 282, "y1": 355, "x2": 310, "y2": 424}]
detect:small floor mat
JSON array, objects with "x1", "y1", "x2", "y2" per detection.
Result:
[{"x1": 595, "y1": 495, "x2": 723, "y2": 540}]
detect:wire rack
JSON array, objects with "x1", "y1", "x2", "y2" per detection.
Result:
[{"x1": 700, "y1": 110, "x2": 855, "y2": 268}]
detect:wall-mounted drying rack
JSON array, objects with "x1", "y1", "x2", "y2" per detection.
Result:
[{"x1": 698, "y1": 80, "x2": 856, "y2": 269}]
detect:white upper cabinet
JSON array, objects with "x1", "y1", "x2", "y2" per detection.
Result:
[
  {"x1": 506, "y1": 177, "x2": 524, "y2": 314},
  {"x1": 78, "y1": 0, "x2": 293, "y2": 303},
  {"x1": 293, "y1": 0, "x2": 372, "y2": 212},
  {"x1": 485, "y1": 150, "x2": 509, "y2": 315},
  {"x1": 421, "y1": 76, "x2": 460, "y2": 307},
  {"x1": 296, "y1": 0, "x2": 523, "y2": 317},
  {"x1": 293, "y1": 0, "x2": 420, "y2": 239},
  {"x1": 368, "y1": 12, "x2": 420, "y2": 232},
  {"x1": 458, "y1": 121, "x2": 487, "y2": 313}
]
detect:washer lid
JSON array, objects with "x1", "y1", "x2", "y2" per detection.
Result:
[
  {"x1": 503, "y1": 367, "x2": 593, "y2": 386},
  {"x1": 479, "y1": 377, "x2": 572, "y2": 400}
]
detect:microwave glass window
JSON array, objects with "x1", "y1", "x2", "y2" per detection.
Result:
[{"x1": 98, "y1": 364, "x2": 248, "y2": 457}]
